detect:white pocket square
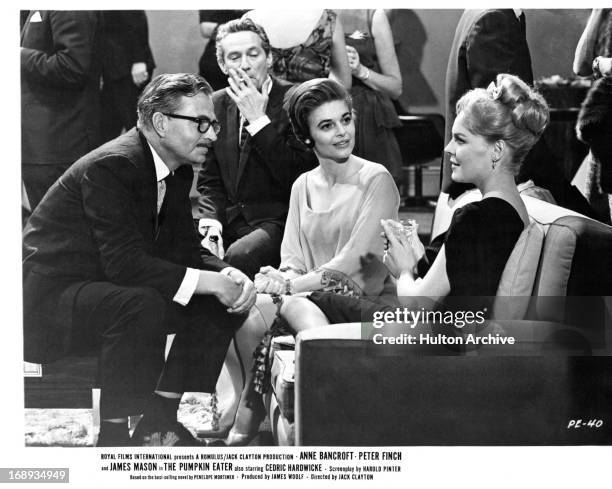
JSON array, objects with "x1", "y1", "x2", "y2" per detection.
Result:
[{"x1": 30, "y1": 11, "x2": 42, "y2": 22}]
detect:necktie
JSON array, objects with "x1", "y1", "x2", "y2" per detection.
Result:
[
  {"x1": 156, "y1": 178, "x2": 166, "y2": 214},
  {"x1": 239, "y1": 116, "x2": 250, "y2": 148},
  {"x1": 519, "y1": 13, "x2": 526, "y2": 34}
]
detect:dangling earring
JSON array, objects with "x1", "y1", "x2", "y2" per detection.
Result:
[{"x1": 491, "y1": 158, "x2": 498, "y2": 170}]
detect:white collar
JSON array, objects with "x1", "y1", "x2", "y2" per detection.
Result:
[
  {"x1": 513, "y1": 9, "x2": 523, "y2": 19},
  {"x1": 147, "y1": 141, "x2": 171, "y2": 182},
  {"x1": 262, "y1": 75, "x2": 273, "y2": 95}
]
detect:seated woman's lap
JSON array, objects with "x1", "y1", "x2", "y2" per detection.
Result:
[{"x1": 306, "y1": 291, "x2": 397, "y2": 324}]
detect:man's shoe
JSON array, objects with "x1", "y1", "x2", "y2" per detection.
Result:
[{"x1": 131, "y1": 417, "x2": 202, "y2": 447}]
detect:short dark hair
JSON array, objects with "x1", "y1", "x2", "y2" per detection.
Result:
[
  {"x1": 215, "y1": 18, "x2": 271, "y2": 67},
  {"x1": 284, "y1": 78, "x2": 353, "y2": 146},
  {"x1": 137, "y1": 73, "x2": 213, "y2": 129}
]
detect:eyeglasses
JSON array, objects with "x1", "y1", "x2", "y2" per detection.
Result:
[{"x1": 162, "y1": 113, "x2": 221, "y2": 135}]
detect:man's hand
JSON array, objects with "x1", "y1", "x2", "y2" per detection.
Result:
[
  {"x1": 200, "y1": 225, "x2": 225, "y2": 259},
  {"x1": 210, "y1": 274, "x2": 242, "y2": 308},
  {"x1": 225, "y1": 67, "x2": 268, "y2": 122},
  {"x1": 225, "y1": 268, "x2": 257, "y2": 314},
  {"x1": 131, "y1": 62, "x2": 149, "y2": 86}
]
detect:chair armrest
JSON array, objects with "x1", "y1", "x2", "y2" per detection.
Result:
[{"x1": 293, "y1": 319, "x2": 612, "y2": 446}]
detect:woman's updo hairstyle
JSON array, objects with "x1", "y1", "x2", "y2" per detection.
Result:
[
  {"x1": 284, "y1": 78, "x2": 353, "y2": 148},
  {"x1": 456, "y1": 73, "x2": 550, "y2": 174}
]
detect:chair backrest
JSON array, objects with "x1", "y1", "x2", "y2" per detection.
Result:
[
  {"x1": 527, "y1": 216, "x2": 612, "y2": 350},
  {"x1": 533, "y1": 216, "x2": 612, "y2": 298},
  {"x1": 492, "y1": 220, "x2": 545, "y2": 320}
]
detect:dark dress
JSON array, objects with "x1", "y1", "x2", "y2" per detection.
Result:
[
  {"x1": 309, "y1": 197, "x2": 525, "y2": 323},
  {"x1": 198, "y1": 10, "x2": 247, "y2": 90},
  {"x1": 339, "y1": 9, "x2": 402, "y2": 180},
  {"x1": 269, "y1": 9, "x2": 336, "y2": 83}
]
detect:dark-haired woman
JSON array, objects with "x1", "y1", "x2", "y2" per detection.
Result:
[{"x1": 204, "y1": 78, "x2": 399, "y2": 445}]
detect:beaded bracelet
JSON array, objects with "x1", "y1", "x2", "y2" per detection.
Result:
[{"x1": 284, "y1": 278, "x2": 293, "y2": 295}]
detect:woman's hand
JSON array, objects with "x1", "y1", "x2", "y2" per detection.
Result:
[
  {"x1": 345, "y1": 45, "x2": 369, "y2": 80},
  {"x1": 409, "y1": 222, "x2": 426, "y2": 264},
  {"x1": 380, "y1": 219, "x2": 419, "y2": 279},
  {"x1": 254, "y1": 266, "x2": 287, "y2": 295}
]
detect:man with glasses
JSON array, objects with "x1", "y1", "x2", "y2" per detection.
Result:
[
  {"x1": 23, "y1": 73, "x2": 256, "y2": 447},
  {"x1": 196, "y1": 18, "x2": 317, "y2": 279}
]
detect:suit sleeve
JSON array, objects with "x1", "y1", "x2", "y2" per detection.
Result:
[
  {"x1": 21, "y1": 11, "x2": 99, "y2": 89},
  {"x1": 249, "y1": 101, "x2": 318, "y2": 190},
  {"x1": 169, "y1": 166, "x2": 230, "y2": 272},
  {"x1": 465, "y1": 10, "x2": 516, "y2": 89},
  {"x1": 166, "y1": 166, "x2": 229, "y2": 272},
  {"x1": 121, "y1": 11, "x2": 153, "y2": 67},
  {"x1": 80, "y1": 156, "x2": 192, "y2": 300},
  {"x1": 195, "y1": 144, "x2": 229, "y2": 224}
]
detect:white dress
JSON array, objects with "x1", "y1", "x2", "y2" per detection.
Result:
[{"x1": 280, "y1": 161, "x2": 400, "y2": 297}]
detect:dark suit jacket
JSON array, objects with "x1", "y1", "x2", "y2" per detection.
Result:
[
  {"x1": 23, "y1": 128, "x2": 228, "y2": 363},
  {"x1": 21, "y1": 10, "x2": 103, "y2": 166},
  {"x1": 442, "y1": 9, "x2": 533, "y2": 194},
  {"x1": 196, "y1": 77, "x2": 317, "y2": 228},
  {"x1": 102, "y1": 10, "x2": 155, "y2": 82}
]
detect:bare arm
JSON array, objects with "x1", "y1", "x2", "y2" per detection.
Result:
[
  {"x1": 329, "y1": 16, "x2": 352, "y2": 89},
  {"x1": 573, "y1": 9, "x2": 605, "y2": 76},
  {"x1": 199, "y1": 21, "x2": 218, "y2": 54},
  {"x1": 354, "y1": 10, "x2": 402, "y2": 99},
  {"x1": 293, "y1": 172, "x2": 399, "y2": 293},
  {"x1": 199, "y1": 21, "x2": 218, "y2": 39},
  {"x1": 395, "y1": 245, "x2": 450, "y2": 304}
]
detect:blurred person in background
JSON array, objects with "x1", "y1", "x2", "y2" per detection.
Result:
[
  {"x1": 574, "y1": 9, "x2": 612, "y2": 223},
  {"x1": 338, "y1": 9, "x2": 403, "y2": 182},
  {"x1": 21, "y1": 10, "x2": 102, "y2": 215},
  {"x1": 443, "y1": 9, "x2": 533, "y2": 201},
  {"x1": 244, "y1": 9, "x2": 351, "y2": 87},
  {"x1": 101, "y1": 10, "x2": 156, "y2": 143}
]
